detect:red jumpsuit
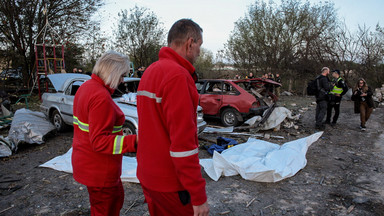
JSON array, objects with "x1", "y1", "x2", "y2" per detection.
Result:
[
  {"x1": 72, "y1": 74, "x2": 137, "y2": 216},
  {"x1": 137, "y1": 47, "x2": 207, "y2": 215}
]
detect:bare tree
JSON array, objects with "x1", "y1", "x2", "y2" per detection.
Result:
[
  {"x1": 357, "y1": 25, "x2": 384, "y2": 86},
  {"x1": 114, "y1": 6, "x2": 165, "y2": 68},
  {"x1": 226, "y1": 0, "x2": 338, "y2": 92},
  {"x1": 82, "y1": 21, "x2": 109, "y2": 72},
  {"x1": 0, "y1": 0, "x2": 103, "y2": 85}
]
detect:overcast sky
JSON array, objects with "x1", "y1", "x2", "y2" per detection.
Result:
[{"x1": 98, "y1": 0, "x2": 384, "y2": 55}]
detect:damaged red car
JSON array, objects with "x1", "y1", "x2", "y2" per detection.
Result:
[{"x1": 196, "y1": 78, "x2": 281, "y2": 126}]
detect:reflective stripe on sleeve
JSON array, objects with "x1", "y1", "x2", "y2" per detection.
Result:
[
  {"x1": 137, "y1": 90, "x2": 162, "y2": 103},
  {"x1": 73, "y1": 116, "x2": 89, "y2": 132},
  {"x1": 170, "y1": 148, "x2": 198, "y2": 158},
  {"x1": 113, "y1": 135, "x2": 124, "y2": 154},
  {"x1": 112, "y1": 125, "x2": 123, "y2": 133}
]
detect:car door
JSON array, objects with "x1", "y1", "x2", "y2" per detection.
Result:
[
  {"x1": 60, "y1": 80, "x2": 85, "y2": 124},
  {"x1": 198, "y1": 81, "x2": 223, "y2": 116}
]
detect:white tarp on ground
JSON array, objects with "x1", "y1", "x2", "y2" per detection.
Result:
[
  {"x1": 199, "y1": 132, "x2": 323, "y2": 182},
  {"x1": 40, "y1": 148, "x2": 139, "y2": 183},
  {"x1": 41, "y1": 132, "x2": 322, "y2": 183}
]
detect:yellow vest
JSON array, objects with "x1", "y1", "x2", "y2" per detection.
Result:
[{"x1": 330, "y1": 77, "x2": 343, "y2": 94}]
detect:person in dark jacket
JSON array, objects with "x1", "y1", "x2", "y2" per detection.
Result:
[
  {"x1": 315, "y1": 67, "x2": 331, "y2": 130},
  {"x1": 137, "y1": 66, "x2": 145, "y2": 78},
  {"x1": 275, "y1": 73, "x2": 281, "y2": 97},
  {"x1": 351, "y1": 78, "x2": 374, "y2": 131},
  {"x1": 325, "y1": 70, "x2": 349, "y2": 126}
]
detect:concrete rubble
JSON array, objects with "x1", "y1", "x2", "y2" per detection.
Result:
[{"x1": 373, "y1": 84, "x2": 384, "y2": 106}]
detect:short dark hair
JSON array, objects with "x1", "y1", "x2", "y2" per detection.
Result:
[{"x1": 167, "y1": 19, "x2": 203, "y2": 46}]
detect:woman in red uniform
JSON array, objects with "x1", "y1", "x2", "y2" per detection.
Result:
[{"x1": 72, "y1": 51, "x2": 138, "y2": 216}]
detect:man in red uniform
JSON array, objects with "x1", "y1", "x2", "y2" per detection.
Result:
[{"x1": 137, "y1": 19, "x2": 209, "y2": 215}]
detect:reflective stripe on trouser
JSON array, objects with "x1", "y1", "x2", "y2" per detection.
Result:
[
  {"x1": 170, "y1": 148, "x2": 198, "y2": 158},
  {"x1": 113, "y1": 135, "x2": 124, "y2": 154}
]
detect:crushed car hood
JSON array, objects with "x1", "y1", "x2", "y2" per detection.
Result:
[
  {"x1": 47, "y1": 73, "x2": 91, "y2": 92},
  {"x1": 233, "y1": 78, "x2": 282, "y2": 87}
]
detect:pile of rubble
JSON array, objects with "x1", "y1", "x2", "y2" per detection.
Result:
[{"x1": 373, "y1": 84, "x2": 384, "y2": 105}]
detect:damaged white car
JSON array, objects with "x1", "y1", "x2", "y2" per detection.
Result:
[{"x1": 40, "y1": 73, "x2": 207, "y2": 135}]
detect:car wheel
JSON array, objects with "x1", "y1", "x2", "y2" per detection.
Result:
[
  {"x1": 221, "y1": 108, "x2": 241, "y2": 127},
  {"x1": 52, "y1": 110, "x2": 68, "y2": 132},
  {"x1": 122, "y1": 121, "x2": 136, "y2": 135}
]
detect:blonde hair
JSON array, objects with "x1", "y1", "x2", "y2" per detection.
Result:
[{"x1": 92, "y1": 50, "x2": 130, "y2": 89}]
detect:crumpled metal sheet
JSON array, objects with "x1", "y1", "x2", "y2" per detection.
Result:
[
  {"x1": 8, "y1": 108, "x2": 56, "y2": 146},
  {"x1": 0, "y1": 136, "x2": 15, "y2": 157},
  {"x1": 260, "y1": 107, "x2": 300, "y2": 130}
]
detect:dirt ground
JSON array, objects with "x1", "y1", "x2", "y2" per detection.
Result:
[{"x1": 1, "y1": 95, "x2": 384, "y2": 216}]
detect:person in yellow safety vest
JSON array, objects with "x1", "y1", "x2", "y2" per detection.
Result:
[{"x1": 325, "y1": 69, "x2": 349, "y2": 126}]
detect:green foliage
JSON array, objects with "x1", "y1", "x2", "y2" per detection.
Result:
[{"x1": 195, "y1": 48, "x2": 214, "y2": 79}]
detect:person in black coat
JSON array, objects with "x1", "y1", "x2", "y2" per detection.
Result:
[
  {"x1": 351, "y1": 78, "x2": 374, "y2": 131},
  {"x1": 315, "y1": 67, "x2": 331, "y2": 130}
]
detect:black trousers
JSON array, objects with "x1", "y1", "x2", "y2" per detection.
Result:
[
  {"x1": 326, "y1": 101, "x2": 341, "y2": 123},
  {"x1": 316, "y1": 100, "x2": 328, "y2": 127}
]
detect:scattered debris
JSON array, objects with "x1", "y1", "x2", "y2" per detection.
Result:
[
  {"x1": 246, "y1": 107, "x2": 300, "y2": 131},
  {"x1": 203, "y1": 126, "x2": 234, "y2": 133},
  {"x1": 1, "y1": 108, "x2": 56, "y2": 157},
  {"x1": 373, "y1": 84, "x2": 384, "y2": 104},
  {"x1": 8, "y1": 108, "x2": 56, "y2": 147},
  {"x1": 0, "y1": 205, "x2": 15, "y2": 214},
  {"x1": 0, "y1": 136, "x2": 15, "y2": 157},
  {"x1": 319, "y1": 176, "x2": 325, "y2": 185},
  {"x1": 246, "y1": 197, "x2": 257, "y2": 208},
  {"x1": 347, "y1": 205, "x2": 355, "y2": 214},
  {"x1": 244, "y1": 116, "x2": 262, "y2": 126},
  {"x1": 281, "y1": 91, "x2": 293, "y2": 96}
]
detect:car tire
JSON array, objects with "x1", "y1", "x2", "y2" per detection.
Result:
[
  {"x1": 221, "y1": 108, "x2": 241, "y2": 127},
  {"x1": 122, "y1": 121, "x2": 136, "y2": 135},
  {"x1": 52, "y1": 110, "x2": 68, "y2": 132}
]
